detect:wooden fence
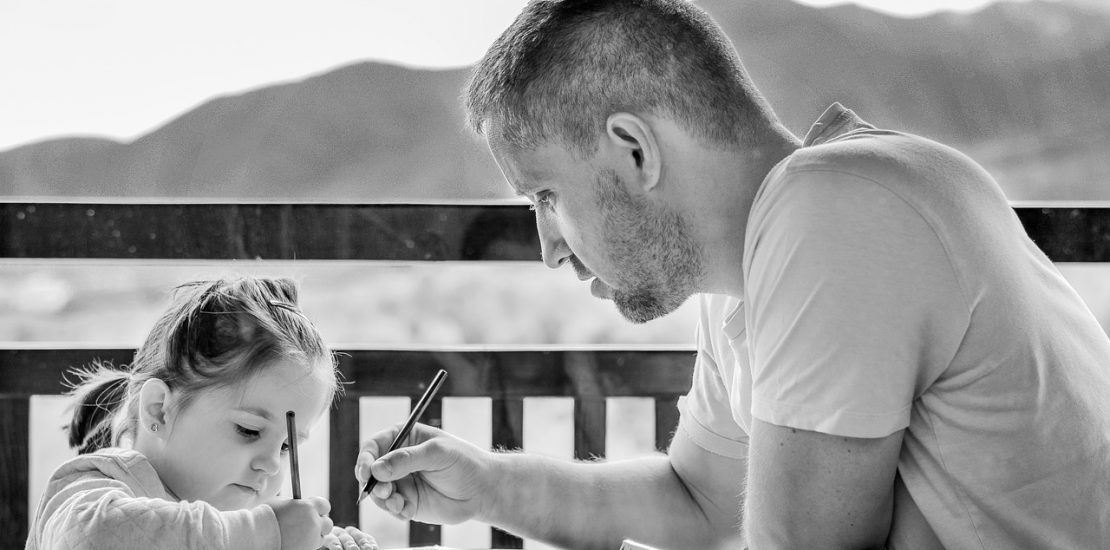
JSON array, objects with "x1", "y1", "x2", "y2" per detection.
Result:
[{"x1": 2, "y1": 202, "x2": 1108, "y2": 549}]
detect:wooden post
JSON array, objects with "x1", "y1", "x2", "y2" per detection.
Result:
[
  {"x1": 490, "y1": 396, "x2": 524, "y2": 549},
  {"x1": 407, "y1": 398, "x2": 442, "y2": 547},
  {"x1": 329, "y1": 397, "x2": 361, "y2": 528},
  {"x1": 0, "y1": 397, "x2": 30, "y2": 547}
]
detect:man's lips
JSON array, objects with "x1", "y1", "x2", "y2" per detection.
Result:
[
  {"x1": 569, "y1": 257, "x2": 613, "y2": 299},
  {"x1": 590, "y1": 277, "x2": 614, "y2": 299}
]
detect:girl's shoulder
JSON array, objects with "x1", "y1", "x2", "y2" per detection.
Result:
[{"x1": 47, "y1": 448, "x2": 167, "y2": 498}]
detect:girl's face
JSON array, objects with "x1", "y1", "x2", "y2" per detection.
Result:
[{"x1": 153, "y1": 360, "x2": 330, "y2": 510}]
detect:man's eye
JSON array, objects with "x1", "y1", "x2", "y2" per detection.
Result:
[{"x1": 235, "y1": 425, "x2": 261, "y2": 440}]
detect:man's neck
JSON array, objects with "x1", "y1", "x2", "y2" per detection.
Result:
[{"x1": 695, "y1": 130, "x2": 800, "y2": 297}]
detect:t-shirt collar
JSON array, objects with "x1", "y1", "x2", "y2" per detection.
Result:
[{"x1": 802, "y1": 102, "x2": 875, "y2": 146}]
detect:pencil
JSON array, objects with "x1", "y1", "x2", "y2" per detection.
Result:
[
  {"x1": 286, "y1": 410, "x2": 302, "y2": 499},
  {"x1": 357, "y1": 368, "x2": 448, "y2": 504}
]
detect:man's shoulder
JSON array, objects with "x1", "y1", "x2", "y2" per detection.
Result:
[
  {"x1": 759, "y1": 127, "x2": 998, "y2": 217},
  {"x1": 786, "y1": 128, "x2": 968, "y2": 180}
]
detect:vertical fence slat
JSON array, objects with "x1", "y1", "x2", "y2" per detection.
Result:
[
  {"x1": 654, "y1": 396, "x2": 680, "y2": 452},
  {"x1": 329, "y1": 397, "x2": 361, "y2": 528},
  {"x1": 574, "y1": 398, "x2": 607, "y2": 460},
  {"x1": 491, "y1": 397, "x2": 524, "y2": 549},
  {"x1": 0, "y1": 397, "x2": 30, "y2": 547},
  {"x1": 408, "y1": 398, "x2": 443, "y2": 547}
]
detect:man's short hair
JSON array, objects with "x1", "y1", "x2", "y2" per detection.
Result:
[{"x1": 464, "y1": 0, "x2": 780, "y2": 156}]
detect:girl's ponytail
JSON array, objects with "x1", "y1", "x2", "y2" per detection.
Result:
[{"x1": 64, "y1": 361, "x2": 131, "y2": 454}]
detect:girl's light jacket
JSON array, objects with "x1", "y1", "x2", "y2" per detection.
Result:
[{"x1": 25, "y1": 448, "x2": 279, "y2": 550}]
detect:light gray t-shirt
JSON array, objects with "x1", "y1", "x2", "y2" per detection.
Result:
[{"x1": 678, "y1": 103, "x2": 1110, "y2": 549}]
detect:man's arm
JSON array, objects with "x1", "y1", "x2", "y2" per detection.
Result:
[
  {"x1": 361, "y1": 422, "x2": 746, "y2": 550},
  {"x1": 488, "y1": 425, "x2": 746, "y2": 550},
  {"x1": 745, "y1": 419, "x2": 903, "y2": 549}
]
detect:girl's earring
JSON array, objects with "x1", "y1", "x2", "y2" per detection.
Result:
[{"x1": 150, "y1": 423, "x2": 159, "y2": 432}]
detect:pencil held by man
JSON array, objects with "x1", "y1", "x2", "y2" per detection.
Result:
[{"x1": 356, "y1": 369, "x2": 447, "y2": 505}]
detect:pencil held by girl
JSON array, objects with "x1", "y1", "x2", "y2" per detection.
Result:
[{"x1": 25, "y1": 277, "x2": 377, "y2": 550}]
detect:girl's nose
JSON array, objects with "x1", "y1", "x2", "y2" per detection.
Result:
[{"x1": 251, "y1": 447, "x2": 281, "y2": 475}]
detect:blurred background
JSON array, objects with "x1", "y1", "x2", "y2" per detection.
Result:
[{"x1": 3, "y1": 0, "x2": 1109, "y2": 547}]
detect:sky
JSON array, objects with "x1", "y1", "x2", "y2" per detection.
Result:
[{"x1": 0, "y1": 0, "x2": 1034, "y2": 151}]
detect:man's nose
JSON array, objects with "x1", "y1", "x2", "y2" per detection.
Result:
[{"x1": 538, "y1": 218, "x2": 572, "y2": 269}]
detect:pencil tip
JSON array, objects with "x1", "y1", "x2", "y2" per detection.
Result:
[{"x1": 356, "y1": 491, "x2": 367, "y2": 505}]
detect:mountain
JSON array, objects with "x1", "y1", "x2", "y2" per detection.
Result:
[
  {"x1": 0, "y1": 63, "x2": 507, "y2": 199},
  {"x1": 2, "y1": 0, "x2": 1108, "y2": 201},
  {"x1": 701, "y1": 0, "x2": 1110, "y2": 200}
]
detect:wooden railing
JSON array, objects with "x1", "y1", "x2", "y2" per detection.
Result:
[{"x1": 2, "y1": 201, "x2": 1108, "y2": 549}]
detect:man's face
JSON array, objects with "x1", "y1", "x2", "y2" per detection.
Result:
[{"x1": 487, "y1": 133, "x2": 705, "y2": 323}]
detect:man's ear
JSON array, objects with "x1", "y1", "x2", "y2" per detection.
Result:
[
  {"x1": 138, "y1": 378, "x2": 173, "y2": 440},
  {"x1": 605, "y1": 113, "x2": 661, "y2": 192}
]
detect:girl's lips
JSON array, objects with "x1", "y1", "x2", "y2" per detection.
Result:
[{"x1": 233, "y1": 483, "x2": 260, "y2": 494}]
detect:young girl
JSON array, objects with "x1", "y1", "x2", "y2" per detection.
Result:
[{"x1": 26, "y1": 277, "x2": 377, "y2": 550}]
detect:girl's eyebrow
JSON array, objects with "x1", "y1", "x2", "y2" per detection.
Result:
[{"x1": 234, "y1": 407, "x2": 272, "y2": 421}]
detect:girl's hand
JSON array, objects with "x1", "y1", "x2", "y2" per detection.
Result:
[
  {"x1": 321, "y1": 525, "x2": 378, "y2": 550},
  {"x1": 268, "y1": 496, "x2": 333, "y2": 550}
]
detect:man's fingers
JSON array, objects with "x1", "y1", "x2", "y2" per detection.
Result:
[
  {"x1": 399, "y1": 495, "x2": 419, "y2": 521},
  {"x1": 371, "y1": 480, "x2": 393, "y2": 500},
  {"x1": 371, "y1": 438, "x2": 454, "y2": 482},
  {"x1": 355, "y1": 423, "x2": 408, "y2": 482}
]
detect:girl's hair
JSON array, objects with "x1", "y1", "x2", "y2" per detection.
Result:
[{"x1": 65, "y1": 277, "x2": 339, "y2": 454}]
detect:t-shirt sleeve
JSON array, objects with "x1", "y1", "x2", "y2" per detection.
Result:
[
  {"x1": 677, "y1": 295, "x2": 750, "y2": 459},
  {"x1": 744, "y1": 169, "x2": 968, "y2": 438}
]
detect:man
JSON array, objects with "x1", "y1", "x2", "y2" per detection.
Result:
[{"x1": 356, "y1": 1, "x2": 1110, "y2": 548}]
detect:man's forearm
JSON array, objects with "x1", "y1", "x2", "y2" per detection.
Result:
[{"x1": 480, "y1": 452, "x2": 737, "y2": 550}]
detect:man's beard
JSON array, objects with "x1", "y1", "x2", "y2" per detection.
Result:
[{"x1": 593, "y1": 169, "x2": 706, "y2": 324}]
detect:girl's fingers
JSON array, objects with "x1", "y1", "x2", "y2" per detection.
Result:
[
  {"x1": 322, "y1": 532, "x2": 342, "y2": 550},
  {"x1": 344, "y1": 526, "x2": 378, "y2": 550},
  {"x1": 330, "y1": 527, "x2": 357, "y2": 550}
]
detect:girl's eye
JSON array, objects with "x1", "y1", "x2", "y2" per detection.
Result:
[
  {"x1": 280, "y1": 442, "x2": 290, "y2": 454},
  {"x1": 235, "y1": 425, "x2": 261, "y2": 440}
]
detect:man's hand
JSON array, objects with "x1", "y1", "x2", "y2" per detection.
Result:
[
  {"x1": 355, "y1": 422, "x2": 494, "y2": 525},
  {"x1": 745, "y1": 419, "x2": 903, "y2": 549},
  {"x1": 267, "y1": 496, "x2": 333, "y2": 550}
]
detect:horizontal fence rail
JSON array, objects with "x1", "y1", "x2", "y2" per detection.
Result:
[
  {"x1": 0, "y1": 203, "x2": 540, "y2": 261},
  {"x1": 2, "y1": 202, "x2": 1110, "y2": 262}
]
